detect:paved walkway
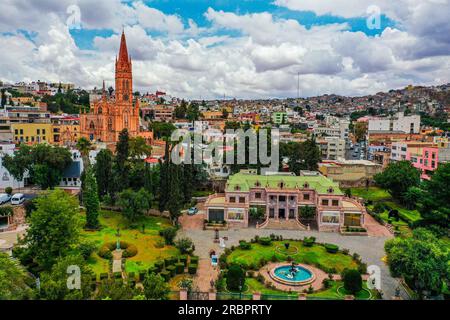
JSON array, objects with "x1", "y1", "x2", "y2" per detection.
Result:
[
  {"x1": 193, "y1": 259, "x2": 219, "y2": 292},
  {"x1": 112, "y1": 250, "x2": 123, "y2": 274},
  {"x1": 365, "y1": 214, "x2": 392, "y2": 237},
  {"x1": 178, "y1": 227, "x2": 408, "y2": 300}
]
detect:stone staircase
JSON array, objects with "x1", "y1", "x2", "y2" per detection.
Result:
[{"x1": 263, "y1": 219, "x2": 306, "y2": 230}]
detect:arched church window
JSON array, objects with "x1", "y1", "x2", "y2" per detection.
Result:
[
  {"x1": 108, "y1": 118, "x2": 113, "y2": 131},
  {"x1": 98, "y1": 107, "x2": 103, "y2": 114},
  {"x1": 89, "y1": 121, "x2": 95, "y2": 130}
]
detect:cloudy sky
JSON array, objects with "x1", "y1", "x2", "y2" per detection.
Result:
[{"x1": 1, "y1": 0, "x2": 449, "y2": 99}]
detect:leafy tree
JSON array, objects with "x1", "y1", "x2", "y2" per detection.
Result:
[
  {"x1": 354, "y1": 122, "x2": 367, "y2": 142},
  {"x1": 117, "y1": 188, "x2": 152, "y2": 223},
  {"x1": 341, "y1": 269, "x2": 362, "y2": 294},
  {"x1": 374, "y1": 161, "x2": 420, "y2": 203},
  {"x1": 95, "y1": 280, "x2": 140, "y2": 300},
  {"x1": 143, "y1": 273, "x2": 169, "y2": 300},
  {"x1": 418, "y1": 163, "x2": 450, "y2": 227},
  {"x1": 2, "y1": 144, "x2": 33, "y2": 183},
  {"x1": 22, "y1": 190, "x2": 81, "y2": 270},
  {"x1": 94, "y1": 149, "x2": 114, "y2": 198},
  {"x1": 186, "y1": 102, "x2": 200, "y2": 122},
  {"x1": 160, "y1": 227, "x2": 177, "y2": 245},
  {"x1": 174, "y1": 100, "x2": 187, "y2": 119},
  {"x1": 175, "y1": 237, "x2": 194, "y2": 254},
  {"x1": 299, "y1": 206, "x2": 316, "y2": 219},
  {"x1": 151, "y1": 122, "x2": 176, "y2": 140},
  {"x1": 403, "y1": 186, "x2": 423, "y2": 210},
  {"x1": 0, "y1": 253, "x2": 34, "y2": 300},
  {"x1": 222, "y1": 108, "x2": 229, "y2": 119},
  {"x1": 226, "y1": 265, "x2": 245, "y2": 291},
  {"x1": 385, "y1": 228, "x2": 449, "y2": 298},
  {"x1": 30, "y1": 144, "x2": 73, "y2": 189},
  {"x1": 83, "y1": 168, "x2": 100, "y2": 229},
  {"x1": 129, "y1": 136, "x2": 152, "y2": 160},
  {"x1": 39, "y1": 254, "x2": 93, "y2": 300}
]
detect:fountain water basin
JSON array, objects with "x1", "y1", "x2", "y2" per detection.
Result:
[{"x1": 269, "y1": 264, "x2": 315, "y2": 286}]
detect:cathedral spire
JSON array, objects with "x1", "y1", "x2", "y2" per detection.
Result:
[{"x1": 118, "y1": 30, "x2": 129, "y2": 64}]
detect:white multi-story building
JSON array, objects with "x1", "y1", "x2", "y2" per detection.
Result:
[
  {"x1": 368, "y1": 112, "x2": 420, "y2": 134},
  {"x1": 390, "y1": 142, "x2": 409, "y2": 161},
  {"x1": 0, "y1": 143, "x2": 26, "y2": 190}
]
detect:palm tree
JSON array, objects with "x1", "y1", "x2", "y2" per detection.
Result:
[{"x1": 76, "y1": 137, "x2": 93, "y2": 170}]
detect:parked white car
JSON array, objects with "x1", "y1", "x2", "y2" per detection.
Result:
[
  {"x1": 11, "y1": 193, "x2": 25, "y2": 205},
  {"x1": 0, "y1": 193, "x2": 11, "y2": 205}
]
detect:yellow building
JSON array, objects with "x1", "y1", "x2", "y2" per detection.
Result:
[
  {"x1": 51, "y1": 116, "x2": 81, "y2": 146},
  {"x1": 12, "y1": 123, "x2": 53, "y2": 145},
  {"x1": 11, "y1": 96, "x2": 35, "y2": 106},
  {"x1": 202, "y1": 111, "x2": 223, "y2": 120}
]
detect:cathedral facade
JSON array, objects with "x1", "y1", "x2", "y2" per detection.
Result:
[{"x1": 80, "y1": 32, "x2": 141, "y2": 143}]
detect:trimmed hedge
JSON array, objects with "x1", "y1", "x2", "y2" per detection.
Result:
[
  {"x1": 180, "y1": 255, "x2": 188, "y2": 266},
  {"x1": 188, "y1": 264, "x2": 198, "y2": 275},
  {"x1": 148, "y1": 266, "x2": 158, "y2": 275},
  {"x1": 190, "y1": 256, "x2": 199, "y2": 265},
  {"x1": 100, "y1": 273, "x2": 108, "y2": 281},
  {"x1": 258, "y1": 237, "x2": 272, "y2": 246},
  {"x1": 139, "y1": 271, "x2": 146, "y2": 282},
  {"x1": 166, "y1": 265, "x2": 176, "y2": 277},
  {"x1": 324, "y1": 243, "x2": 339, "y2": 254},
  {"x1": 122, "y1": 244, "x2": 138, "y2": 258},
  {"x1": 114, "y1": 272, "x2": 122, "y2": 279},
  {"x1": 159, "y1": 270, "x2": 171, "y2": 281},
  {"x1": 239, "y1": 240, "x2": 251, "y2": 250},
  {"x1": 154, "y1": 261, "x2": 164, "y2": 272},
  {"x1": 175, "y1": 262, "x2": 185, "y2": 274},
  {"x1": 303, "y1": 236, "x2": 316, "y2": 247}
]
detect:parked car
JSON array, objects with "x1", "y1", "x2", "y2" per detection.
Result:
[
  {"x1": 188, "y1": 207, "x2": 199, "y2": 216},
  {"x1": 0, "y1": 193, "x2": 11, "y2": 205},
  {"x1": 11, "y1": 193, "x2": 25, "y2": 205}
]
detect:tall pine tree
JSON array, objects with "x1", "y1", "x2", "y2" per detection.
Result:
[{"x1": 83, "y1": 168, "x2": 100, "y2": 229}]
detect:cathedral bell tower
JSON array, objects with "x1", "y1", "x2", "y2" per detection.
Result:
[{"x1": 115, "y1": 31, "x2": 133, "y2": 106}]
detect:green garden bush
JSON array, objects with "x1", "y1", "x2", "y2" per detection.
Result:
[
  {"x1": 324, "y1": 243, "x2": 339, "y2": 254},
  {"x1": 303, "y1": 236, "x2": 316, "y2": 247},
  {"x1": 190, "y1": 256, "x2": 199, "y2": 265},
  {"x1": 159, "y1": 270, "x2": 171, "y2": 281},
  {"x1": 180, "y1": 255, "x2": 188, "y2": 266},
  {"x1": 258, "y1": 237, "x2": 272, "y2": 246},
  {"x1": 122, "y1": 244, "x2": 138, "y2": 258},
  {"x1": 166, "y1": 265, "x2": 176, "y2": 277},
  {"x1": 114, "y1": 272, "x2": 122, "y2": 279},
  {"x1": 154, "y1": 261, "x2": 164, "y2": 272},
  {"x1": 239, "y1": 240, "x2": 251, "y2": 250},
  {"x1": 342, "y1": 269, "x2": 362, "y2": 294},
  {"x1": 128, "y1": 272, "x2": 135, "y2": 281},
  {"x1": 148, "y1": 266, "x2": 158, "y2": 275},
  {"x1": 226, "y1": 265, "x2": 246, "y2": 291},
  {"x1": 188, "y1": 264, "x2": 198, "y2": 275},
  {"x1": 98, "y1": 245, "x2": 113, "y2": 260},
  {"x1": 175, "y1": 262, "x2": 185, "y2": 274},
  {"x1": 139, "y1": 271, "x2": 146, "y2": 282},
  {"x1": 100, "y1": 273, "x2": 108, "y2": 281}
]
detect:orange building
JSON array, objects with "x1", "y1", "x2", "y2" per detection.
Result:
[{"x1": 80, "y1": 32, "x2": 142, "y2": 143}]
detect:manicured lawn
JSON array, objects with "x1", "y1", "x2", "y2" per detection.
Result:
[
  {"x1": 243, "y1": 279, "x2": 376, "y2": 300},
  {"x1": 226, "y1": 240, "x2": 358, "y2": 273},
  {"x1": 384, "y1": 201, "x2": 422, "y2": 223},
  {"x1": 350, "y1": 187, "x2": 392, "y2": 202},
  {"x1": 82, "y1": 210, "x2": 179, "y2": 274}
]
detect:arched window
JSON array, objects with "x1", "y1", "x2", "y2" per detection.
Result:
[
  {"x1": 89, "y1": 121, "x2": 95, "y2": 130},
  {"x1": 108, "y1": 118, "x2": 113, "y2": 131},
  {"x1": 98, "y1": 107, "x2": 103, "y2": 114},
  {"x1": 279, "y1": 181, "x2": 285, "y2": 189},
  {"x1": 328, "y1": 188, "x2": 334, "y2": 194},
  {"x1": 234, "y1": 185, "x2": 241, "y2": 191},
  {"x1": 255, "y1": 181, "x2": 261, "y2": 187},
  {"x1": 303, "y1": 183, "x2": 309, "y2": 189}
]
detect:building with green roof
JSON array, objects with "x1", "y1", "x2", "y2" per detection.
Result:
[{"x1": 204, "y1": 171, "x2": 366, "y2": 233}]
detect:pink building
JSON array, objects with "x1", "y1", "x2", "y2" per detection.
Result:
[{"x1": 406, "y1": 146, "x2": 439, "y2": 180}]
